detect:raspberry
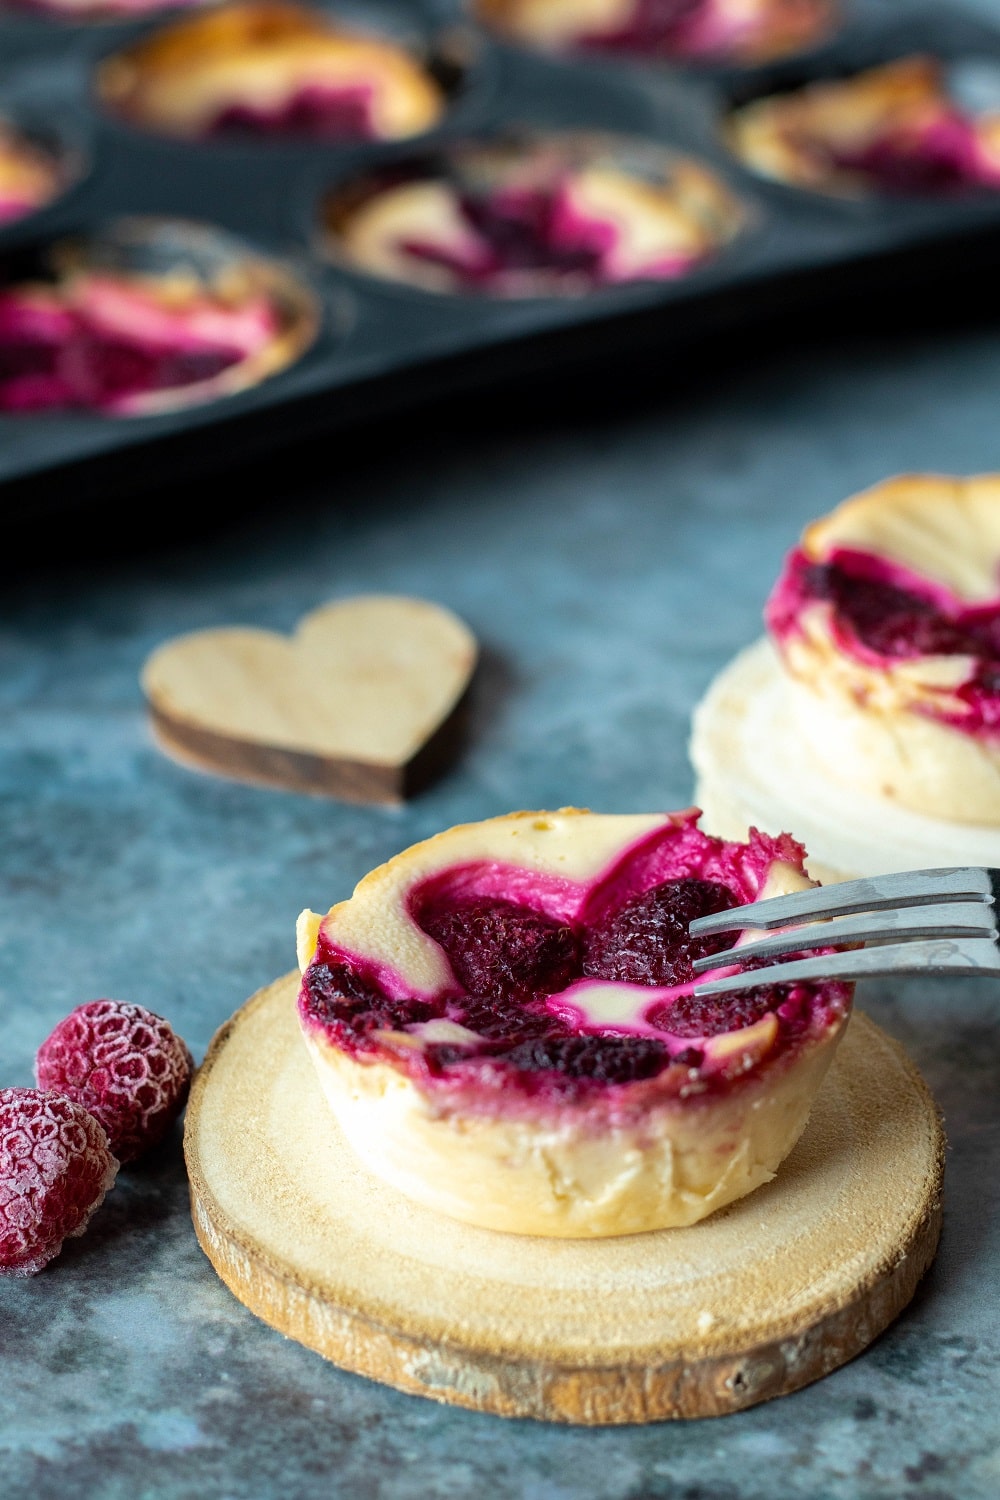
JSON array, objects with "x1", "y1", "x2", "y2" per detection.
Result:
[
  {"x1": 651, "y1": 987, "x2": 781, "y2": 1038},
  {"x1": 416, "y1": 897, "x2": 581, "y2": 1001},
  {"x1": 35, "y1": 1001, "x2": 194, "y2": 1165},
  {"x1": 0, "y1": 1088, "x2": 118, "y2": 1277},
  {"x1": 304, "y1": 959, "x2": 440, "y2": 1037},
  {"x1": 500, "y1": 1034, "x2": 670, "y2": 1084},
  {"x1": 582, "y1": 879, "x2": 738, "y2": 987}
]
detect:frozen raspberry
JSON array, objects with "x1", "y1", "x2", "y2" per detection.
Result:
[
  {"x1": 582, "y1": 878, "x2": 738, "y2": 987},
  {"x1": 35, "y1": 1000, "x2": 194, "y2": 1165},
  {"x1": 0, "y1": 1088, "x2": 118, "y2": 1277},
  {"x1": 416, "y1": 897, "x2": 581, "y2": 1001}
]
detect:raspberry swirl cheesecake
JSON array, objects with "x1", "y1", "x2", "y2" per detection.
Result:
[
  {"x1": 323, "y1": 133, "x2": 745, "y2": 297},
  {"x1": 691, "y1": 474, "x2": 1000, "y2": 883},
  {"x1": 296, "y1": 808, "x2": 851, "y2": 1237},
  {"x1": 0, "y1": 217, "x2": 317, "y2": 416},
  {"x1": 764, "y1": 474, "x2": 1000, "y2": 823},
  {"x1": 473, "y1": 0, "x2": 835, "y2": 66},
  {"x1": 0, "y1": 123, "x2": 66, "y2": 229},
  {"x1": 96, "y1": 2, "x2": 447, "y2": 143},
  {"x1": 726, "y1": 56, "x2": 1000, "y2": 198}
]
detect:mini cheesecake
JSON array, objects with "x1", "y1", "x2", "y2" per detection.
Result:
[
  {"x1": 764, "y1": 474, "x2": 1000, "y2": 824},
  {"x1": 690, "y1": 474, "x2": 1000, "y2": 883},
  {"x1": 474, "y1": 0, "x2": 835, "y2": 65},
  {"x1": 96, "y1": 2, "x2": 447, "y2": 143},
  {"x1": 325, "y1": 134, "x2": 745, "y2": 296},
  {"x1": 0, "y1": 221, "x2": 317, "y2": 416},
  {"x1": 727, "y1": 56, "x2": 1000, "y2": 197},
  {"x1": 296, "y1": 808, "x2": 851, "y2": 1237},
  {"x1": 0, "y1": 122, "x2": 64, "y2": 228}
]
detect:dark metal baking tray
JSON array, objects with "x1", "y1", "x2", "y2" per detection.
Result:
[{"x1": 3, "y1": 0, "x2": 1000, "y2": 517}]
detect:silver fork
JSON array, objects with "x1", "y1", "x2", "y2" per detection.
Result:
[{"x1": 688, "y1": 866, "x2": 1000, "y2": 997}]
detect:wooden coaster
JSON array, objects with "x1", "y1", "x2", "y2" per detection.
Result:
[
  {"x1": 689, "y1": 636, "x2": 1000, "y2": 884},
  {"x1": 141, "y1": 596, "x2": 478, "y2": 804},
  {"x1": 184, "y1": 972, "x2": 945, "y2": 1424}
]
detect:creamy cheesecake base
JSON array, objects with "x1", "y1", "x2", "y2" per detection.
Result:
[{"x1": 302, "y1": 1022, "x2": 840, "y2": 1237}]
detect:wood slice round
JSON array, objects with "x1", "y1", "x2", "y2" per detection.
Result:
[{"x1": 184, "y1": 972, "x2": 945, "y2": 1424}]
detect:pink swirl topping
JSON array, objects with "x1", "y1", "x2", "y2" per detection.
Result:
[
  {"x1": 576, "y1": 0, "x2": 831, "y2": 64},
  {"x1": 0, "y1": 272, "x2": 283, "y2": 415},
  {"x1": 2, "y1": 0, "x2": 203, "y2": 17},
  {"x1": 399, "y1": 181, "x2": 704, "y2": 289},
  {"x1": 299, "y1": 812, "x2": 850, "y2": 1115},
  {"x1": 828, "y1": 109, "x2": 1000, "y2": 195},
  {"x1": 766, "y1": 546, "x2": 1000, "y2": 735}
]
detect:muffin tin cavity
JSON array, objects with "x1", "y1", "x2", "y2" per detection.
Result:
[
  {"x1": 95, "y1": 0, "x2": 464, "y2": 143},
  {"x1": 471, "y1": 0, "x2": 840, "y2": 68},
  {"x1": 321, "y1": 129, "x2": 748, "y2": 296},
  {"x1": 3, "y1": 0, "x2": 1000, "y2": 500},
  {"x1": 0, "y1": 216, "x2": 319, "y2": 415}
]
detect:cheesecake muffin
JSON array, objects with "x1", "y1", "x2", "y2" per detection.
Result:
[
  {"x1": 322, "y1": 132, "x2": 746, "y2": 296},
  {"x1": 764, "y1": 474, "x2": 1000, "y2": 823},
  {"x1": 0, "y1": 217, "x2": 317, "y2": 416},
  {"x1": 0, "y1": 122, "x2": 67, "y2": 229},
  {"x1": 726, "y1": 55, "x2": 1000, "y2": 197},
  {"x1": 296, "y1": 808, "x2": 852, "y2": 1236},
  {"x1": 473, "y1": 0, "x2": 836, "y2": 66},
  {"x1": 690, "y1": 475, "x2": 1000, "y2": 882},
  {"x1": 96, "y1": 2, "x2": 448, "y2": 142}
]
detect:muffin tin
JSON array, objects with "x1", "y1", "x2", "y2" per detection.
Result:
[{"x1": 4, "y1": 0, "x2": 1000, "y2": 512}]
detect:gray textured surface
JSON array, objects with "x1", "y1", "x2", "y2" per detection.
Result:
[
  {"x1": 5, "y1": 110, "x2": 1000, "y2": 1500},
  {"x1": 3, "y1": 318, "x2": 999, "y2": 1500}
]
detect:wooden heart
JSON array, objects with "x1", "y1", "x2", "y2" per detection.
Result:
[{"x1": 141, "y1": 595, "x2": 478, "y2": 803}]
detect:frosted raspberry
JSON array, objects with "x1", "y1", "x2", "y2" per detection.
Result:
[
  {"x1": 35, "y1": 1000, "x2": 194, "y2": 1165},
  {"x1": 0, "y1": 1088, "x2": 118, "y2": 1277}
]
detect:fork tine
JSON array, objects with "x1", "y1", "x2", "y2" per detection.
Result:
[
  {"x1": 691, "y1": 935, "x2": 1000, "y2": 996},
  {"x1": 691, "y1": 900, "x2": 997, "y2": 973},
  {"x1": 688, "y1": 866, "x2": 995, "y2": 937}
]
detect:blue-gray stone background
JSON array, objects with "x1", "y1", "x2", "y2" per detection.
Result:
[{"x1": 4, "y1": 3, "x2": 1000, "y2": 1495}]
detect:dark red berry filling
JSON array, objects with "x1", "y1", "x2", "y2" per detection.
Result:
[
  {"x1": 572, "y1": 0, "x2": 827, "y2": 62},
  {"x1": 579, "y1": 0, "x2": 711, "y2": 58},
  {"x1": 402, "y1": 187, "x2": 610, "y2": 288},
  {"x1": 299, "y1": 834, "x2": 844, "y2": 1104},
  {"x1": 830, "y1": 113, "x2": 986, "y2": 196},
  {"x1": 582, "y1": 878, "x2": 738, "y2": 986},
  {"x1": 417, "y1": 896, "x2": 581, "y2": 1002},
  {"x1": 0, "y1": 291, "x2": 251, "y2": 415},
  {"x1": 767, "y1": 546, "x2": 1000, "y2": 733},
  {"x1": 211, "y1": 86, "x2": 376, "y2": 140}
]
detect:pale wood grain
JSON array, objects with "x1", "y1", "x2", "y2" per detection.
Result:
[{"x1": 184, "y1": 972, "x2": 945, "y2": 1423}]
